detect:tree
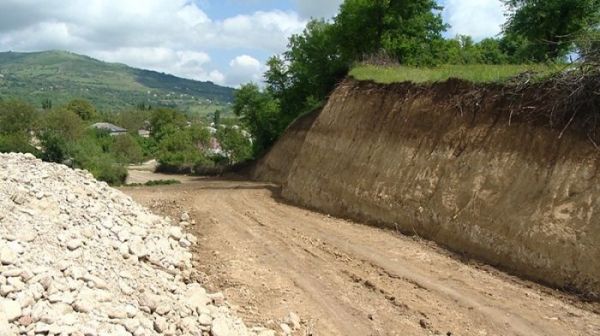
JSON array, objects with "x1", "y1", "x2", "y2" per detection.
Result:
[
  {"x1": 503, "y1": 0, "x2": 600, "y2": 61},
  {"x1": 38, "y1": 108, "x2": 85, "y2": 163},
  {"x1": 213, "y1": 109, "x2": 222, "y2": 127},
  {"x1": 233, "y1": 84, "x2": 280, "y2": 155},
  {"x1": 216, "y1": 126, "x2": 253, "y2": 165},
  {"x1": 66, "y1": 99, "x2": 97, "y2": 121},
  {"x1": 477, "y1": 38, "x2": 509, "y2": 64},
  {"x1": 111, "y1": 134, "x2": 144, "y2": 164},
  {"x1": 333, "y1": 0, "x2": 448, "y2": 65},
  {"x1": 157, "y1": 130, "x2": 204, "y2": 173},
  {"x1": 149, "y1": 108, "x2": 187, "y2": 142},
  {"x1": 333, "y1": 0, "x2": 387, "y2": 60},
  {"x1": 285, "y1": 20, "x2": 349, "y2": 112},
  {"x1": 41, "y1": 98, "x2": 52, "y2": 110},
  {"x1": 0, "y1": 99, "x2": 37, "y2": 135},
  {"x1": 188, "y1": 124, "x2": 211, "y2": 149},
  {"x1": 40, "y1": 108, "x2": 85, "y2": 142},
  {"x1": 116, "y1": 108, "x2": 151, "y2": 134}
]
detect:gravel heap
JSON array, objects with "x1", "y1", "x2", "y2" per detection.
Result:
[{"x1": 0, "y1": 153, "x2": 275, "y2": 336}]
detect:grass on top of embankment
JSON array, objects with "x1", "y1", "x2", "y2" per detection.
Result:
[{"x1": 349, "y1": 64, "x2": 565, "y2": 84}]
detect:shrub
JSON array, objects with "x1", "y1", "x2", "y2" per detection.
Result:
[
  {"x1": 70, "y1": 133, "x2": 128, "y2": 185},
  {"x1": 216, "y1": 126, "x2": 253, "y2": 165},
  {"x1": 66, "y1": 99, "x2": 97, "y2": 121},
  {"x1": 125, "y1": 180, "x2": 181, "y2": 187},
  {"x1": 112, "y1": 134, "x2": 144, "y2": 164},
  {"x1": 0, "y1": 133, "x2": 38, "y2": 155}
]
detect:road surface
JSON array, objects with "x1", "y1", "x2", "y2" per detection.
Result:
[{"x1": 122, "y1": 173, "x2": 600, "y2": 336}]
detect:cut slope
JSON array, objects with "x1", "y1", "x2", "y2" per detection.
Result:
[{"x1": 253, "y1": 77, "x2": 600, "y2": 297}]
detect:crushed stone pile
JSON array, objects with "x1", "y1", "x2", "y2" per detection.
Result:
[{"x1": 0, "y1": 153, "x2": 275, "y2": 336}]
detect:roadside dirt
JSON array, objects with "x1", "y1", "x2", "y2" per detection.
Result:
[{"x1": 122, "y1": 172, "x2": 600, "y2": 336}]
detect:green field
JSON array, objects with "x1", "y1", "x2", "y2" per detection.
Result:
[
  {"x1": 0, "y1": 50, "x2": 234, "y2": 116},
  {"x1": 349, "y1": 64, "x2": 565, "y2": 84}
]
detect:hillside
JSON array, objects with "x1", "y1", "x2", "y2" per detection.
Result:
[{"x1": 0, "y1": 51, "x2": 234, "y2": 114}]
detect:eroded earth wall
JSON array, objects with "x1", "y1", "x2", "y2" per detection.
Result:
[{"x1": 253, "y1": 78, "x2": 600, "y2": 296}]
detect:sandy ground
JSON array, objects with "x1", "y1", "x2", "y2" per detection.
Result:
[{"x1": 121, "y1": 171, "x2": 600, "y2": 336}]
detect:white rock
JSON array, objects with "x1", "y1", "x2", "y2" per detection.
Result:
[
  {"x1": 66, "y1": 239, "x2": 82, "y2": 251},
  {"x1": 0, "y1": 247, "x2": 17, "y2": 265},
  {"x1": 0, "y1": 299, "x2": 22, "y2": 321},
  {"x1": 153, "y1": 316, "x2": 168, "y2": 333},
  {"x1": 0, "y1": 154, "x2": 260, "y2": 336},
  {"x1": 198, "y1": 314, "x2": 212, "y2": 326},
  {"x1": 280, "y1": 323, "x2": 292, "y2": 335},
  {"x1": 168, "y1": 226, "x2": 183, "y2": 240},
  {"x1": 129, "y1": 239, "x2": 148, "y2": 259},
  {"x1": 286, "y1": 312, "x2": 301, "y2": 330}
]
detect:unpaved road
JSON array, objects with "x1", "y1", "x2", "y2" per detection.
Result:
[{"x1": 122, "y1": 173, "x2": 600, "y2": 336}]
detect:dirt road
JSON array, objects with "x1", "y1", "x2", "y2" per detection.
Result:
[{"x1": 122, "y1": 174, "x2": 600, "y2": 336}]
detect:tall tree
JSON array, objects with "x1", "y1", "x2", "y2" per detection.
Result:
[
  {"x1": 66, "y1": 99, "x2": 97, "y2": 121},
  {"x1": 503, "y1": 0, "x2": 600, "y2": 61},
  {"x1": 334, "y1": 0, "x2": 447, "y2": 65},
  {"x1": 233, "y1": 83, "x2": 280, "y2": 155}
]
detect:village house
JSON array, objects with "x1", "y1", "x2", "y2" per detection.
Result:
[{"x1": 91, "y1": 122, "x2": 127, "y2": 136}]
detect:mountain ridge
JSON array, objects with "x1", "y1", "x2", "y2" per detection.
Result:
[{"x1": 0, "y1": 50, "x2": 234, "y2": 114}]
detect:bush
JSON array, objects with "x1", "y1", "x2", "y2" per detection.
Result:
[
  {"x1": 216, "y1": 126, "x2": 253, "y2": 165},
  {"x1": 71, "y1": 136, "x2": 128, "y2": 185},
  {"x1": 40, "y1": 108, "x2": 85, "y2": 141},
  {"x1": 112, "y1": 134, "x2": 144, "y2": 164},
  {"x1": 83, "y1": 153, "x2": 128, "y2": 186},
  {"x1": 66, "y1": 99, "x2": 97, "y2": 121},
  {"x1": 125, "y1": 180, "x2": 181, "y2": 187},
  {"x1": 156, "y1": 126, "x2": 213, "y2": 174},
  {"x1": 0, "y1": 133, "x2": 38, "y2": 155},
  {"x1": 39, "y1": 132, "x2": 70, "y2": 163}
]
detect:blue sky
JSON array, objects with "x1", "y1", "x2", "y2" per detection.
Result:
[{"x1": 0, "y1": 0, "x2": 505, "y2": 87}]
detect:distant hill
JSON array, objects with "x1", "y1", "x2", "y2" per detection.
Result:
[{"x1": 0, "y1": 51, "x2": 235, "y2": 115}]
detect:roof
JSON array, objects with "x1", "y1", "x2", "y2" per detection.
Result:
[{"x1": 91, "y1": 122, "x2": 127, "y2": 133}]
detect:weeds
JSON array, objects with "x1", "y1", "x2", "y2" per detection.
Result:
[
  {"x1": 124, "y1": 179, "x2": 181, "y2": 187},
  {"x1": 349, "y1": 64, "x2": 564, "y2": 84}
]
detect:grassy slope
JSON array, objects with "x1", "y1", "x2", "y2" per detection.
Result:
[
  {"x1": 349, "y1": 64, "x2": 564, "y2": 84},
  {"x1": 0, "y1": 51, "x2": 234, "y2": 115}
]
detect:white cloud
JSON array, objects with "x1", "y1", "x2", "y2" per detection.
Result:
[
  {"x1": 443, "y1": 0, "x2": 505, "y2": 40},
  {"x1": 212, "y1": 11, "x2": 306, "y2": 52},
  {"x1": 225, "y1": 55, "x2": 264, "y2": 87},
  {"x1": 0, "y1": 0, "x2": 306, "y2": 87}
]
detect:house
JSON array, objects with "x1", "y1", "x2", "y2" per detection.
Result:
[
  {"x1": 138, "y1": 129, "x2": 151, "y2": 138},
  {"x1": 91, "y1": 122, "x2": 127, "y2": 136}
]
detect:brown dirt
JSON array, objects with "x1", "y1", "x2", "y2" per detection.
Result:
[
  {"x1": 122, "y1": 172, "x2": 600, "y2": 336},
  {"x1": 251, "y1": 78, "x2": 600, "y2": 296}
]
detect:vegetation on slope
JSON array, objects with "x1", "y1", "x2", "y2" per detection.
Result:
[
  {"x1": 349, "y1": 64, "x2": 564, "y2": 84},
  {"x1": 0, "y1": 50, "x2": 234, "y2": 115}
]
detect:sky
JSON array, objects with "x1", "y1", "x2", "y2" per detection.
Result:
[{"x1": 0, "y1": 0, "x2": 506, "y2": 88}]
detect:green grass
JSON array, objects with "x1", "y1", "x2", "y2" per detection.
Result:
[{"x1": 349, "y1": 64, "x2": 565, "y2": 84}]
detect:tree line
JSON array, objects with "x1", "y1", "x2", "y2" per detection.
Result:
[
  {"x1": 233, "y1": 0, "x2": 600, "y2": 156},
  {"x1": 0, "y1": 98, "x2": 252, "y2": 185}
]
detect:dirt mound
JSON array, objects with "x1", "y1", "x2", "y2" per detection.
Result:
[
  {"x1": 252, "y1": 77, "x2": 600, "y2": 297},
  {"x1": 0, "y1": 153, "x2": 273, "y2": 335}
]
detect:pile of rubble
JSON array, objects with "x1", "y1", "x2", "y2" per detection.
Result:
[{"x1": 0, "y1": 153, "x2": 274, "y2": 336}]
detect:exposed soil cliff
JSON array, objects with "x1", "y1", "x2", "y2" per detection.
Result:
[{"x1": 251, "y1": 77, "x2": 600, "y2": 297}]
